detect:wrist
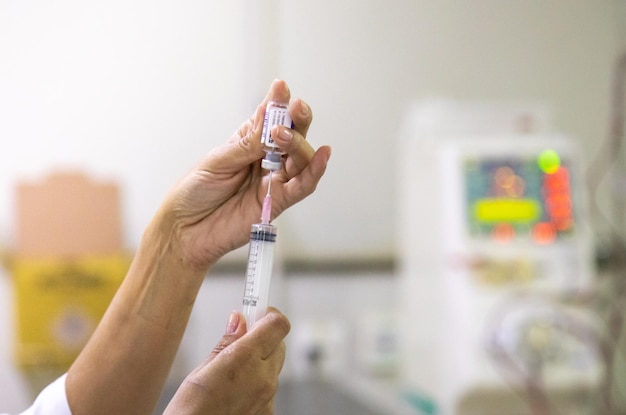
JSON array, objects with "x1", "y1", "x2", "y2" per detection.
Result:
[
  {"x1": 117, "y1": 223, "x2": 205, "y2": 330},
  {"x1": 144, "y1": 203, "x2": 219, "y2": 276}
]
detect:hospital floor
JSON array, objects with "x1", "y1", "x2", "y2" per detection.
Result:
[
  {"x1": 275, "y1": 379, "x2": 384, "y2": 415},
  {"x1": 156, "y1": 379, "x2": 384, "y2": 415}
]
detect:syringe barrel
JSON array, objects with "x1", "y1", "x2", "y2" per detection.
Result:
[{"x1": 242, "y1": 222, "x2": 277, "y2": 328}]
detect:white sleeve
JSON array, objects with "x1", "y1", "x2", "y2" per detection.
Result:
[{"x1": 19, "y1": 373, "x2": 71, "y2": 415}]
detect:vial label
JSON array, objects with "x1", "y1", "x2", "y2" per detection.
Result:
[{"x1": 261, "y1": 102, "x2": 292, "y2": 148}]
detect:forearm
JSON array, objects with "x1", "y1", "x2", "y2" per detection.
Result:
[{"x1": 66, "y1": 215, "x2": 209, "y2": 415}]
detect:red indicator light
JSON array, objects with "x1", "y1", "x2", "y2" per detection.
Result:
[
  {"x1": 542, "y1": 166, "x2": 574, "y2": 235},
  {"x1": 547, "y1": 196, "x2": 572, "y2": 218},
  {"x1": 554, "y1": 218, "x2": 573, "y2": 231}
]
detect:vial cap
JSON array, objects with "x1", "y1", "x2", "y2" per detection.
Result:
[
  {"x1": 261, "y1": 158, "x2": 282, "y2": 171},
  {"x1": 262, "y1": 152, "x2": 282, "y2": 171}
]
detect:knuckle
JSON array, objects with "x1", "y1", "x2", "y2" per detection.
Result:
[
  {"x1": 266, "y1": 312, "x2": 291, "y2": 336},
  {"x1": 211, "y1": 336, "x2": 233, "y2": 355},
  {"x1": 238, "y1": 130, "x2": 255, "y2": 149},
  {"x1": 211, "y1": 343, "x2": 226, "y2": 355}
]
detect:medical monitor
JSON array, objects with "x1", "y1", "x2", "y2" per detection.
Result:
[{"x1": 464, "y1": 150, "x2": 576, "y2": 245}]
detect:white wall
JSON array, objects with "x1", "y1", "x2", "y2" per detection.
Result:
[
  {"x1": 277, "y1": 0, "x2": 619, "y2": 259},
  {"x1": 0, "y1": 0, "x2": 252, "y2": 251},
  {"x1": 0, "y1": 1, "x2": 253, "y2": 410},
  {"x1": 1, "y1": 1, "x2": 621, "y2": 259}
]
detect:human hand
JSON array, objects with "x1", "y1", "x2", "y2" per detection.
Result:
[
  {"x1": 163, "y1": 308, "x2": 290, "y2": 415},
  {"x1": 151, "y1": 79, "x2": 331, "y2": 273}
]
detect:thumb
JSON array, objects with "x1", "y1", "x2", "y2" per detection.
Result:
[{"x1": 208, "y1": 311, "x2": 247, "y2": 361}]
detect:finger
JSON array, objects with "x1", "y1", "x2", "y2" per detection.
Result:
[
  {"x1": 245, "y1": 308, "x2": 291, "y2": 360},
  {"x1": 289, "y1": 98, "x2": 313, "y2": 138},
  {"x1": 233, "y1": 79, "x2": 291, "y2": 144},
  {"x1": 280, "y1": 145, "x2": 331, "y2": 207},
  {"x1": 205, "y1": 311, "x2": 247, "y2": 363},
  {"x1": 271, "y1": 125, "x2": 316, "y2": 174},
  {"x1": 256, "y1": 399, "x2": 275, "y2": 415},
  {"x1": 262, "y1": 79, "x2": 291, "y2": 107},
  {"x1": 202, "y1": 105, "x2": 266, "y2": 173},
  {"x1": 254, "y1": 345, "x2": 284, "y2": 415},
  {"x1": 229, "y1": 103, "x2": 263, "y2": 144},
  {"x1": 216, "y1": 79, "x2": 292, "y2": 169},
  {"x1": 270, "y1": 341, "x2": 287, "y2": 374}
]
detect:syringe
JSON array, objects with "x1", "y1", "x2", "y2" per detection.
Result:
[
  {"x1": 242, "y1": 101, "x2": 290, "y2": 328},
  {"x1": 242, "y1": 174, "x2": 277, "y2": 328}
]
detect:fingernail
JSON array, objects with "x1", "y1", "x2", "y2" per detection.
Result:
[
  {"x1": 278, "y1": 126, "x2": 293, "y2": 141},
  {"x1": 226, "y1": 311, "x2": 240, "y2": 334}
]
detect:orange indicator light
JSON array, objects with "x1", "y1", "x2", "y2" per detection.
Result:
[
  {"x1": 532, "y1": 222, "x2": 556, "y2": 244},
  {"x1": 492, "y1": 223, "x2": 515, "y2": 243}
]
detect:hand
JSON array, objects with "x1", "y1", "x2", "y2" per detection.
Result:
[
  {"x1": 163, "y1": 308, "x2": 290, "y2": 415},
  {"x1": 152, "y1": 79, "x2": 331, "y2": 272}
]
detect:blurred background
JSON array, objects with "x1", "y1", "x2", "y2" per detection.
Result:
[{"x1": 1, "y1": 1, "x2": 626, "y2": 414}]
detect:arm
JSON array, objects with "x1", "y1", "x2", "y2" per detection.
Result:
[{"x1": 64, "y1": 79, "x2": 331, "y2": 415}]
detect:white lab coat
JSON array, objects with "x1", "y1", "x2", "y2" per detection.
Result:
[{"x1": 1, "y1": 374, "x2": 71, "y2": 415}]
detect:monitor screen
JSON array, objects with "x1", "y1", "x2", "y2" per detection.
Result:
[{"x1": 464, "y1": 149, "x2": 575, "y2": 244}]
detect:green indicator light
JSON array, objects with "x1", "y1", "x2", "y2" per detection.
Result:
[{"x1": 538, "y1": 149, "x2": 561, "y2": 174}]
